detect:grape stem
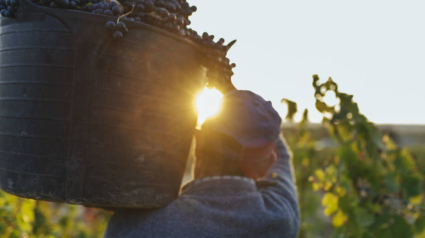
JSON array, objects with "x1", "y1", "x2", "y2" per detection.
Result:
[{"x1": 117, "y1": 5, "x2": 135, "y2": 23}]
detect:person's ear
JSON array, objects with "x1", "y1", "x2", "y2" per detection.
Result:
[{"x1": 258, "y1": 150, "x2": 277, "y2": 179}]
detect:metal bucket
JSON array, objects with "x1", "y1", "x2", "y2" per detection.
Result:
[{"x1": 0, "y1": 0, "x2": 206, "y2": 208}]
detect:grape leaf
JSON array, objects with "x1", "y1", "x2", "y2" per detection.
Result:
[{"x1": 356, "y1": 208, "x2": 375, "y2": 228}]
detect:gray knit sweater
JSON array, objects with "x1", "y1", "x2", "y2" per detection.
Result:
[{"x1": 103, "y1": 136, "x2": 300, "y2": 238}]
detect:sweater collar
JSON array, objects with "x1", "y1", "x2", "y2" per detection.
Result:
[{"x1": 181, "y1": 175, "x2": 257, "y2": 195}]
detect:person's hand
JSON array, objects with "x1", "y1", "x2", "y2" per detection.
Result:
[{"x1": 215, "y1": 82, "x2": 236, "y2": 94}]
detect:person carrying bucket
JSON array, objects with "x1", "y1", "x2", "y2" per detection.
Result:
[{"x1": 103, "y1": 89, "x2": 300, "y2": 238}]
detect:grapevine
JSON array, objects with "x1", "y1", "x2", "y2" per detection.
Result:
[{"x1": 283, "y1": 75, "x2": 425, "y2": 238}]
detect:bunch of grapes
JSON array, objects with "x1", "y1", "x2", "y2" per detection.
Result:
[
  {"x1": 105, "y1": 20, "x2": 128, "y2": 39},
  {"x1": 197, "y1": 32, "x2": 237, "y2": 91},
  {"x1": 2, "y1": 0, "x2": 237, "y2": 90},
  {"x1": 0, "y1": 0, "x2": 20, "y2": 18}
]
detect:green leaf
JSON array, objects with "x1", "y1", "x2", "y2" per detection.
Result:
[
  {"x1": 414, "y1": 217, "x2": 425, "y2": 234},
  {"x1": 361, "y1": 231, "x2": 374, "y2": 238},
  {"x1": 384, "y1": 173, "x2": 399, "y2": 194},
  {"x1": 338, "y1": 195, "x2": 356, "y2": 211},
  {"x1": 371, "y1": 132, "x2": 386, "y2": 152},
  {"x1": 402, "y1": 174, "x2": 422, "y2": 198},
  {"x1": 315, "y1": 100, "x2": 332, "y2": 113},
  {"x1": 390, "y1": 216, "x2": 413, "y2": 238},
  {"x1": 375, "y1": 227, "x2": 392, "y2": 238},
  {"x1": 281, "y1": 98, "x2": 298, "y2": 121},
  {"x1": 394, "y1": 150, "x2": 415, "y2": 173},
  {"x1": 356, "y1": 208, "x2": 375, "y2": 228}
]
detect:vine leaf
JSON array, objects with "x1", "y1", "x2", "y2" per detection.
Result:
[
  {"x1": 356, "y1": 208, "x2": 375, "y2": 228},
  {"x1": 414, "y1": 216, "x2": 425, "y2": 234},
  {"x1": 281, "y1": 98, "x2": 298, "y2": 121}
]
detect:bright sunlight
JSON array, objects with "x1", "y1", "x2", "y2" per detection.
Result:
[{"x1": 195, "y1": 87, "x2": 223, "y2": 128}]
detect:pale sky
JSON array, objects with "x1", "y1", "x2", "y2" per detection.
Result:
[{"x1": 190, "y1": 0, "x2": 425, "y2": 124}]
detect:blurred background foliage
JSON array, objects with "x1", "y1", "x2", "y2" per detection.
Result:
[
  {"x1": 0, "y1": 75, "x2": 424, "y2": 238},
  {"x1": 283, "y1": 75, "x2": 425, "y2": 238},
  {"x1": 0, "y1": 192, "x2": 111, "y2": 237}
]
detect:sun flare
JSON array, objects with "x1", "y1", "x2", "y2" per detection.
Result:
[{"x1": 195, "y1": 88, "x2": 223, "y2": 127}]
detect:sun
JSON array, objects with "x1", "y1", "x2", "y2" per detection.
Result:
[{"x1": 195, "y1": 87, "x2": 223, "y2": 128}]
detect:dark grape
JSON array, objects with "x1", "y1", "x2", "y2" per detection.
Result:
[
  {"x1": 172, "y1": 0, "x2": 181, "y2": 10},
  {"x1": 156, "y1": 0, "x2": 164, "y2": 7},
  {"x1": 0, "y1": 8, "x2": 6, "y2": 16},
  {"x1": 202, "y1": 32, "x2": 209, "y2": 40},
  {"x1": 177, "y1": 28, "x2": 185, "y2": 37},
  {"x1": 4, "y1": 10, "x2": 11, "y2": 17},
  {"x1": 175, "y1": 16, "x2": 184, "y2": 25},
  {"x1": 113, "y1": 30, "x2": 123, "y2": 39},
  {"x1": 105, "y1": 21, "x2": 116, "y2": 31},
  {"x1": 112, "y1": 5, "x2": 121, "y2": 15},
  {"x1": 165, "y1": 2, "x2": 175, "y2": 12},
  {"x1": 172, "y1": 24, "x2": 180, "y2": 32},
  {"x1": 109, "y1": 1, "x2": 118, "y2": 8},
  {"x1": 102, "y1": 3, "x2": 109, "y2": 11},
  {"x1": 135, "y1": 3, "x2": 144, "y2": 12},
  {"x1": 50, "y1": 1, "x2": 58, "y2": 7},
  {"x1": 137, "y1": 12, "x2": 145, "y2": 18},
  {"x1": 57, "y1": 0, "x2": 69, "y2": 8},
  {"x1": 123, "y1": 0, "x2": 133, "y2": 8},
  {"x1": 70, "y1": 1, "x2": 77, "y2": 8},
  {"x1": 104, "y1": 9, "x2": 112, "y2": 15},
  {"x1": 116, "y1": 21, "x2": 128, "y2": 32},
  {"x1": 167, "y1": 13, "x2": 176, "y2": 22},
  {"x1": 144, "y1": 0, "x2": 154, "y2": 11},
  {"x1": 156, "y1": 7, "x2": 168, "y2": 17},
  {"x1": 222, "y1": 58, "x2": 230, "y2": 65},
  {"x1": 164, "y1": 22, "x2": 172, "y2": 30},
  {"x1": 193, "y1": 35, "x2": 202, "y2": 43},
  {"x1": 7, "y1": 5, "x2": 14, "y2": 13}
]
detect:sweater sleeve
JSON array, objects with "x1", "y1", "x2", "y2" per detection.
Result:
[{"x1": 261, "y1": 134, "x2": 300, "y2": 223}]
